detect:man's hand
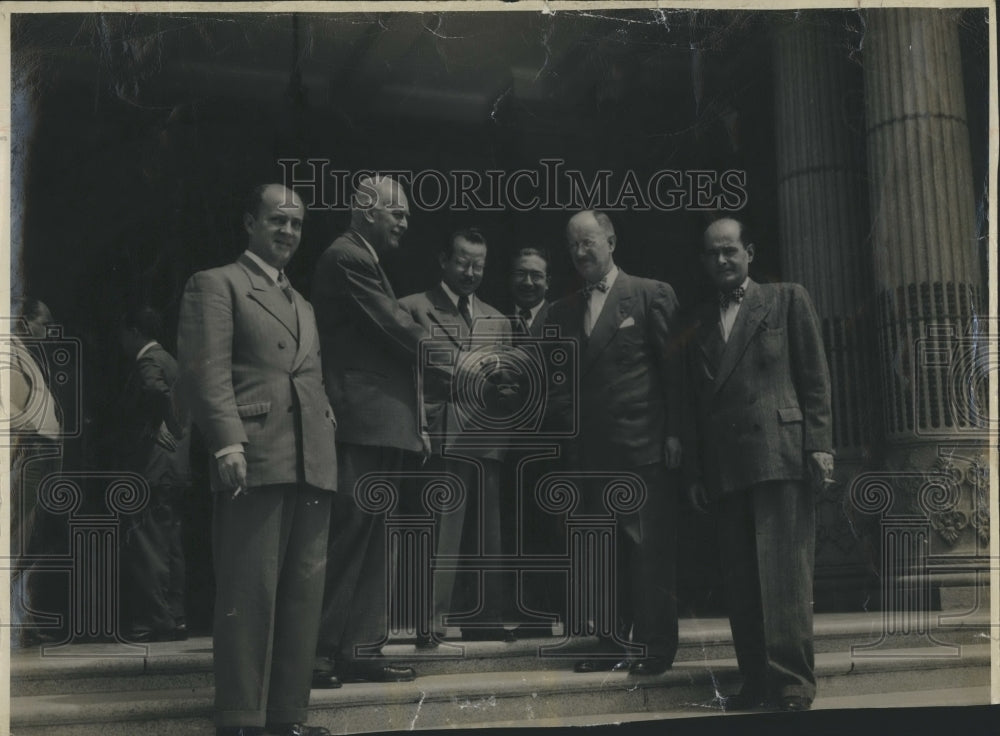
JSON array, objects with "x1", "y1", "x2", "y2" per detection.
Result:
[
  {"x1": 808, "y1": 451, "x2": 835, "y2": 489},
  {"x1": 155, "y1": 421, "x2": 178, "y2": 451},
  {"x1": 664, "y1": 436, "x2": 682, "y2": 469},
  {"x1": 420, "y1": 431, "x2": 433, "y2": 464},
  {"x1": 218, "y1": 452, "x2": 248, "y2": 498},
  {"x1": 687, "y1": 481, "x2": 709, "y2": 514}
]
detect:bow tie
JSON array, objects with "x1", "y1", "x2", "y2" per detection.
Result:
[
  {"x1": 719, "y1": 286, "x2": 745, "y2": 308},
  {"x1": 582, "y1": 279, "x2": 610, "y2": 296}
]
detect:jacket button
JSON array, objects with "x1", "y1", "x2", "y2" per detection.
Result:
[{"x1": 278, "y1": 341, "x2": 286, "y2": 349}]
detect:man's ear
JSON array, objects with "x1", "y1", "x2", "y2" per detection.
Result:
[
  {"x1": 438, "y1": 251, "x2": 448, "y2": 270},
  {"x1": 243, "y1": 212, "x2": 255, "y2": 235},
  {"x1": 745, "y1": 243, "x2": 754, "y2": 263},
  {"x1": 608, "y1": 234, "x2": 617, "y2": 252}
]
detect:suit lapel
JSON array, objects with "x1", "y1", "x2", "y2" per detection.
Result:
[
  {"x1": 238, "y1": 254, "x2": 299, "y2": 340},
  {"x1": 346, "y1": 230, "x2": 396, "y2": 298},
  {"x1": 584, "y1": 272, "x2": 632, "y2": 374},
  {"x1": 695, "y1": 302, "x2": 725, "y2": 380},
  {"x1": 712, "y1": 279, "x2": 772, "y2": 395},
  {"x1": 290, "y1": 292, "x2": 315, "y2": 372}
]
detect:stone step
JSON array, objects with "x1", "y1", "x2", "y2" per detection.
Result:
[
  {"x1": 12, "y1": 611, "x2": 989, "y2": 697},
  {"x1": 10, "y1": 643, "x2": 990, "y2": 735}
]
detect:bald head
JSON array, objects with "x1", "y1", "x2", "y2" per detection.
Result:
[{"x1": 351, "y1": 175, "x2": 410, "y2": 252}]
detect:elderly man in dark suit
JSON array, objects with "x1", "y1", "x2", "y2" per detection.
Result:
[
  {"x1": 178, "y1": 183, "x2": 337, "y2": 736},
  {"x1": 310, "y1": 175, "x2": 431, "y2": 684},
  {"x1": 546, "y1": 210, "x2": 683, "y2": 676},
  {"x1": 116, "y1": 306, "x2": 190, "y2": 643},
  {"x1": 400, "y1": 228, "x2": 514, "y2": 644},
  {"x1": 684, "y1": 217, "x2": 834, "y2": 713}
]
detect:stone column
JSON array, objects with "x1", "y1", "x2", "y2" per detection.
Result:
[
  {"x1": 773, "y1": 13, "x2": 876, "y2": 609},
  {"x1": 862, "y1": 8, "x2": 987, "y2": 610}
]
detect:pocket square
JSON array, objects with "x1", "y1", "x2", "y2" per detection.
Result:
[{"x1": 619, "y1": 316, "x2": 636, "y2": 329}]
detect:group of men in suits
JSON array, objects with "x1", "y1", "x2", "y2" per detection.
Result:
[{"x1": 174, "y1": 176, "x2": 834, "y2": 735}]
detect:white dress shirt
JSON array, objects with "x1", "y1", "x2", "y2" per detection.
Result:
[
  {"x1": 719, "y1": 277, "x2": 750, "y2": 343},
  {"x1": 584, "y1": 265, "x2": 619, "y2": 336}
]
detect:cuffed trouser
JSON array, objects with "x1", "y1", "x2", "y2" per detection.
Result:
[
  {"x1": 212, "y1": 483, "x2": 331, "y2": 728},
  {"x1": 716, "y1": 479, "x2": 816, "y2": 701}
]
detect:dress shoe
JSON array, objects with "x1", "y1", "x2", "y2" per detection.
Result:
[
  {"x1": 720, "y1": 690, "x2": 767, "y2": 712},
  {"x1": 776, "y1": 695, "x2": 812, "y2": 712},
  {"x1": 573, "y1": 658, "x2": 628, "y2": 673},
  {"x1": 415, "y1": 634, "x2": 441, "y2": 649},
  {"x1": 266, "y1": 723, "x2": 332, "y2": 736},
  {"x1": 338, "y1": 660, "x2": 416, "y2": 683},
  {"x1": 460, "y1": 627, "x2": 517, "y2": 642},
  {"x1": 628, "y1": 656, "x2": 671, "y2": 676},
  {"x1": 310, "y1": 671, "x2": 343, "y2": 689},
  {"x1": 127, "y1": 626, "x2": 188, "y2": 643},
  {"x1": 216, "y1": 727, "x2": 264, "y2": 736},
  {"x1": 512, "y1": 623, "x2": 556, "y2": 638}
]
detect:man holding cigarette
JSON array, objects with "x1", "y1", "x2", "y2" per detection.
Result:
[
  {"x1": 684, "y1": 217, "x2": 834, "y2": 713},
  {"x1": 178, "y1": 183, "x2": 337, "y2": 736}
]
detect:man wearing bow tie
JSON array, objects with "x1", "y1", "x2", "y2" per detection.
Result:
[
  {"x1": 178, "y1": 184, "x2": 337, "y2": 736},
  {"x1": 684, "y1": 217, "x2": 834, "y2": 713},
  {"x1": 545, "y1": 210, "x2": 683, "y2": 676}
]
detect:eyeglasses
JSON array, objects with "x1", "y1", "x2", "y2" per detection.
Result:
[{"x1": 512, "y1": 269, "x2": 547, "y2": 283}]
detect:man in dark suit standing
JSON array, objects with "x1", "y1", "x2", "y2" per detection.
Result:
[
  {"x1": 400, "y1": 228, "x2": 514, "y2": 643},
  {"x1": 311, "y1": 175, "x2": 429, "y2": 683},
  {"x1": 684, "y1": 217, "x2": 834, "y2": 713},
  {"x1": 178, "y1": 183, "x2": 337, "y2": 736},
  {"x1": 116, "y1": 306, "x2": 190, "y2": 643},
  {"x1": 509, "y1": 247, "x2": 551, "y2": 337},
  {"x1": 546, "y1": 210, "x2": 682, "y2": 676}
]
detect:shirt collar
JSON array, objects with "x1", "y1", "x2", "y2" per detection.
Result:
[
  {"x1": 243, "y1": 249, "x2": 282, "y2": 285},
  {"x1": 588, "y1": 264, "x2": 619, "y2": 292},
  {"x1": 136, "y1": 341, "x2": 158, "y2": 361},
  {"x1": 440, "y1": 281, "x2": 475, "y2": 311},
  {"x1": 354, "y1": 231, "x2": 380, "y2": 264}
]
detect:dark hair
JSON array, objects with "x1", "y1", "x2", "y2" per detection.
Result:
[
  {"x1": 705, "y1": 216, "x2": 752, "y2": 247},
  {"x1": 121, "y1": 306, "x2": 164, "y2": 342},
  {"x1": 510, "y1": 247, "x2": 550, "y2": 272},
  {"x1": 442, "y1": 228, "x2": 488, "y2": 258}
]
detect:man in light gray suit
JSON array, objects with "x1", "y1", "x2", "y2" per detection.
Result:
[
  {"x1": 178, "y1": 184, "x2": 336, "y2": 736},
  {"x1": 684, "y1": 217, "x2": 834, "y2": 713}
]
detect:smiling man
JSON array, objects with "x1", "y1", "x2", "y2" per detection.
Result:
[
  {"x1": 545, "y1": 209, "x2": 683, "y2": 676},
  {"x1": 178, "y1": 183, "x2": 337, "y2": 736},
  {"x1": 400, "y1": 228, "x2": 515, "y2": 643}
]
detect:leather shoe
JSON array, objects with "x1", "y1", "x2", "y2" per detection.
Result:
[
  {"x1": 776, "y1": 695, "x2": 812, "y2": 712},
  {"x1": 720, "y1": 690, "x2": 767, "y2": 712},
  {"x1": 415, "y1": 633, "x2": 441, "y2": 649},
  {"x1": 216, "y1": 728, "x2": 264, "y2": 736},
  {"x1": 573, "y1": 658, "x2": 628, "y2": 673},
  {"x1": 310, "y1": 671, "x2": 343, "y2": 689},
  {"x1": 338, "y1": 661, "x2": 416, "y2": 683},
  {"x1": 266, "y1": 724, "x2": 332, "y2": 736},
  {"x1": 629, "y1": 656, "x2": 671, "y2": 676}
]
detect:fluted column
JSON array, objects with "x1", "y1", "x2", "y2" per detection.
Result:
[
  {"x1": 773, "y1": 14, "x2": 876, "y2": 609},
  {"x1": 861, "y1": 9, "x2": 987, "y2": 609},
  {"x1": 864, "y1": 8, "x2": 982, "y2": 442},
  {"x1": 774, "y1": 13, "x2": 876, "y2": 454}
]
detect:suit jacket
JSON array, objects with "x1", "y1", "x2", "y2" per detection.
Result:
[
  {"x1": 116, "y1": 343, "x2": 191, "y2": 487},
  {"x1": 311, "y1": 230, "x2": 427, "y2": 453},
  {"x1": 546, "y1": 270, "x2": 681, "y2": 468},
  {"x1": 177, "y1": 254, "x2": 338, "y2": 491},
  {"x1": 683, "y1": 279, "x2": 832, "y2": 499},
  {"x1": 511, "y1": 301, "x2": 551, "y2": 338},
  {"x1": 400, "y1": 286, "x2": 511, "y2": 460}
]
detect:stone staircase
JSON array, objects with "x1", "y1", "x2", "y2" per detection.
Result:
[{"x1": 10, "y1": 611, "x2": 993, "y2": 735}]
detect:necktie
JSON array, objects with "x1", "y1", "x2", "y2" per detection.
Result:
[
  {"x1": 518, "y1": 307, "x2": 533, "y2": 326},
  {"x1": 277, "y1": 272, "x2": 294, "y2": 303},
  {"x1": 457, "y1": 294, "x2": 473, "y2": 329},
  {"x1": 719, "y1": 286, "x2": 745, "y2": 308},
  {"x1": 582, "y1": 279, "x2": 610, "y2": 296}
]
